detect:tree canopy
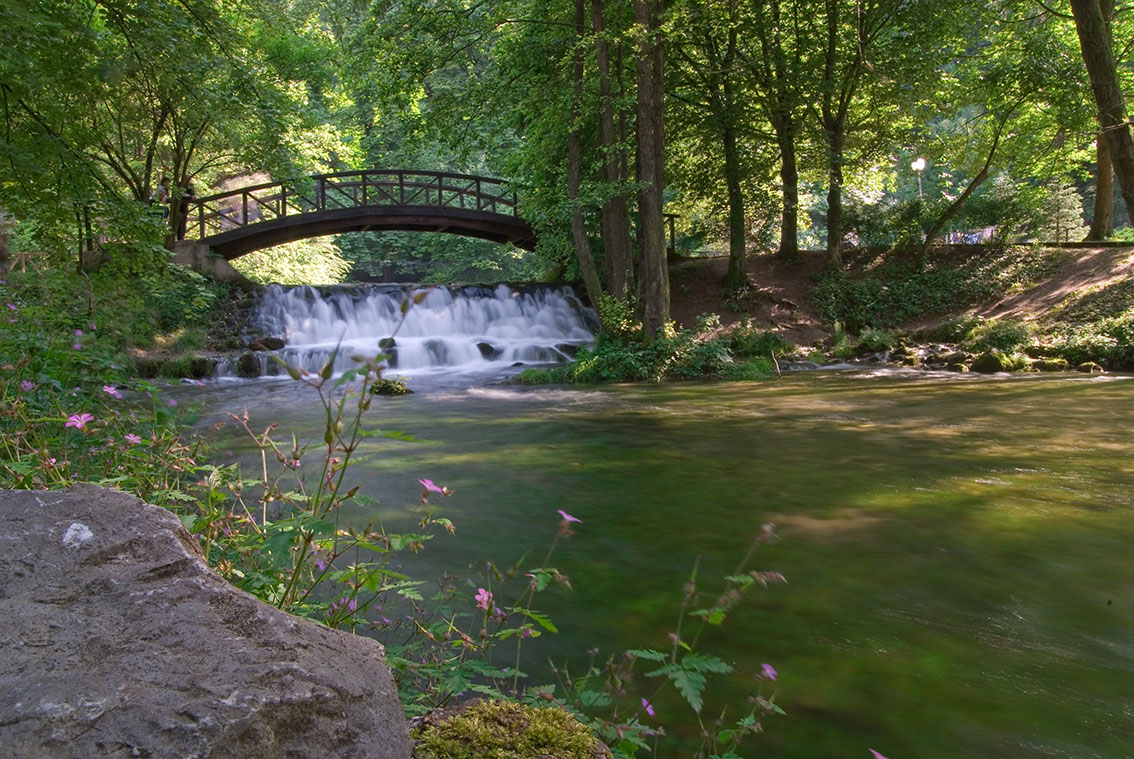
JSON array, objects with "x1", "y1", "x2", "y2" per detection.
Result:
[{"x1": 2, "y1": 0, "x2": 1131, "y2": 317}]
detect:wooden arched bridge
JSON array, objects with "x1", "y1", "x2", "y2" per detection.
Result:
[{"x1": 183, "y1": 169, "x2": 537, "y2": 258}]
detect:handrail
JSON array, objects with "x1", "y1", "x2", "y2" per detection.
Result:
[{"x1": 188, "y1": 169, "x2": 522, "y2": 241}]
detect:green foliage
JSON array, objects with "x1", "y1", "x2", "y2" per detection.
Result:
[
  {"x1": 727, "y1": 319, "x2": 796, "y2": 359},
  {"x1": 232, "y1": 237, "x2": 353, "y2": 285},
  {"x1": 856, "y1": 327, "x2": 900, "y2": 352},
  {"x1": 0, "y1": 264, "x2": 225, "y2": 388},
  {"x1": 960, "y1": 318, "x2": 1034, "y2": 353},
  {"x1": 338, "y1": 231, "x2": 548, "y2": 284},
  {"x1": 811, "y1": 247, "x2": 1065, "y2": 331},
  {"x1": 1034, "y1": 312, "x2": 1134, "y2": 370},
  {"x1": 511, "y1": 366, "x2": 571, "y2": 384}
]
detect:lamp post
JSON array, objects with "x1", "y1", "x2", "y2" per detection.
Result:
[{"x1": 910, "y1": 157, "x2": 926, "y2": 199}]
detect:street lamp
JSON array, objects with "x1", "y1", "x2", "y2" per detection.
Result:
[{"x1": 910, "y1": 157, "x2": 926, "y2": 199}]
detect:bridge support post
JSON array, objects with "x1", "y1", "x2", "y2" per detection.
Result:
[{"x1": 171, "y1": 241, "x2": 251, "y2": 285}]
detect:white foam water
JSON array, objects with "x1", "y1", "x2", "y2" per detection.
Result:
[{"x1": 217, "y1": 283, "x2": 596, "y2": 380}]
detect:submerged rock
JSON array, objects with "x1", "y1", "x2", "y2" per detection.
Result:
[
  {"x1": 1031, "y1": 357, "x2": 1070, "y2": 372},
  {"x1": 0, "y1": 485, "x2": 411, "y2": 759}
]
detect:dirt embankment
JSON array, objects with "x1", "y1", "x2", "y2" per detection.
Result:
[{"x1": 668, "y1": 245, "x2": 1134, "y2": 345}]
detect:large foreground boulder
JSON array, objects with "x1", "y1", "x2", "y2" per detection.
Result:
[{"x1": 0, "y1": 485, "x2": 411, "y2": 759}]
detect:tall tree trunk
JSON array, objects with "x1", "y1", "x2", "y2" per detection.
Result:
[
  {"x1": 719, "y1": 17, "x2": 747, "y2": 291},
  {"x1": 1087, "y1": 136, "x2": 1115, "y2": 240},
  {"x1": 722, "y1": 123, "x2": 747, "y2": 289},
  {"x1": 825, "y1": 126, "x2": 845, "y2": 266},
  {"x1": 592, "y1": 0, "x2": 632, "y2": 298},
  {"x1": 1070, "y1": 0, "x2": 1134, "y2": 223},
  {"x1": 635, "y1": 0, "x2": 668, "y2": 338},
  {"x1": 569, "y1": 0, "x2": 603, "y2": 313},
  {"x1": 1084, "y1": 0, "x2": 1116, "y2": 241},
  {"x1": 774, "y1": 118, "x2": 800, "y2": 260}
]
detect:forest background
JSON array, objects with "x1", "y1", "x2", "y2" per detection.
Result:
[{"x1": 3, "y1": 0, "x2": 1134, "y2": 329}]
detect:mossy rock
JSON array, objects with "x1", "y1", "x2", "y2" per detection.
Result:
[
  {"x1": 971, "y1": 350, "x2": 1011, "y2": 374},
  {"x1": 1077, "y1": 361, "x2": 1105, "y2": 373},
  {"x1": 236, "y1": 351, "x2": 260, "y2": 378},
  {"x1": 947, "y1": 362, "x2": 970, "y2": 373},
  {"x1": 412, "y1": 700, "x2": 611, "y2": 759},
  {"x1": 1031, "y1": 357, "x2": 1070, "y2": 372},
  {"x1": 371, "y1": 377, "x2": 412, "y2": 395}
]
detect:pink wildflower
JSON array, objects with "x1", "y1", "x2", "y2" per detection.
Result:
[
  {"x1": 19, "y1": 379, "x2": 35, "y2": 392},
  {"x1": 556, "y1": 509, "x2": 581, "y2": 537},
  {"x1": 761, "y1": 663, "x2": 777, "y2": 681},
  {"x1": 869, "y1": 751, "x2": 890, "y2": 759},
  {"x1": 65, "y1": 413, "x2": 94, "y2": 430},
  {"x1": 474, "y1": 587, "x2": 493, "y2": 611},
  {"x1": 124, "y1": 433, "x2": 142, "y2": 445},
  {"x1": 6, "y1": 303, "x2": 15, "y2": 310},
  {"x1": 418, "y1": 477, "x2": 451, "y2": 501},
  {"x1": 74, "y1": 328, "x2": 83, "y2": 336},
  {"x1": 103, "y1": 385, "x2": 122, "y2": 399},
  {"x1": 641, "y1": 698, "x2": 655, "y2": 717},
  {"x1": 167, "y1": 398, "x2": 177, "y2": 407},
  {"x1": 72, "y1": 343, "x2": 82, "y2": 350}
]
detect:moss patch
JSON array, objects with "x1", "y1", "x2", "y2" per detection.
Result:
[{"x1": 412, "y1": 700, "x2": 610, "y2": 759}]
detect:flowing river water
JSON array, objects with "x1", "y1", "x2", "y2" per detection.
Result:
[{"x1": 188, "y1": 286, "x2": 1134, "y2": 758}]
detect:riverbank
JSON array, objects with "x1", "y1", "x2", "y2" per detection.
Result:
[{"x1": 669, "y1": 244, "x2": 1134, "y2": 373}]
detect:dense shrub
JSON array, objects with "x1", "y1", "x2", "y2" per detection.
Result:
[
  {"x1": 856, "y1": 327, "x2": 900, "y2": 352},
  {"x1": 960, "y1": 318, "x2": 1034, "y2": 353},
  {"x1": 728, "y1": 319, "x2": 796, "y2": 359},
  {"x1": 567, "y1": 316, "x2": 779, "y2": 384}
]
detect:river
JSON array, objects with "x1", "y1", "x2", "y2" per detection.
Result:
[{"x1": 187, "y1": 368, "x2": 1134, "y2": 759}]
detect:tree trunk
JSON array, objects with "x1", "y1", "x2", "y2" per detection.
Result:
[
  {"x1": 775, "y1": 120, "x2": 799, "y2": 260},
  {"x1": 825, "y1": 126, "x2": 845, "y2": 266},
  {"x1": 1087, "y1": 136, "x2": 1115, "y2": 240},
  {"x1": 722, "y1": 123, "x2": 748, "y2": 289},
  {"x1": 635, "y1": 0, "x2": 668, "y2": 338},
  {"x1": 592, "y1": 0, "x2": 632, "y2": 298},
  {"x1": 1070, "y1": 0, "x2": 1134, "y2": 224},
  {"x1": 569, "y1": 0, "x2": 603, "y2": 313}
]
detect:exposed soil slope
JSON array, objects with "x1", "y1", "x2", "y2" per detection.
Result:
[{"x1": 669, "y1": 245, "x2": 1134, "y2": 344}]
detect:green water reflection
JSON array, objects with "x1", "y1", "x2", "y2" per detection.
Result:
[{"x1": 200, "y1": 372, "x2": 1134, "y2": 758}]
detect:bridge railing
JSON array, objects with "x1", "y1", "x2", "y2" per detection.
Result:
[{"x1": 187, "y1": 170, "x2": 521, "y2": 240}]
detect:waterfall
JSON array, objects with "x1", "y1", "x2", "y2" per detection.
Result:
[{"x1": 217, "y1": 283, "x2": 596, "y2": 380}]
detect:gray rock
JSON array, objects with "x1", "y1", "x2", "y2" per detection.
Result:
[
  {"x1": 248, "y1": 336, "x2": 285, "y2": 351},
  {"x1": 0, "y1": 485, "x2": 410, "y2": 759},
  {"x1": 476, "y1": 342, "x2": 501, "y2": 360}
]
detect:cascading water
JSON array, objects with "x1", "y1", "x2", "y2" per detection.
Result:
[{"x1": 217, "y1": 283, "x2": 596, "y2": 382}]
